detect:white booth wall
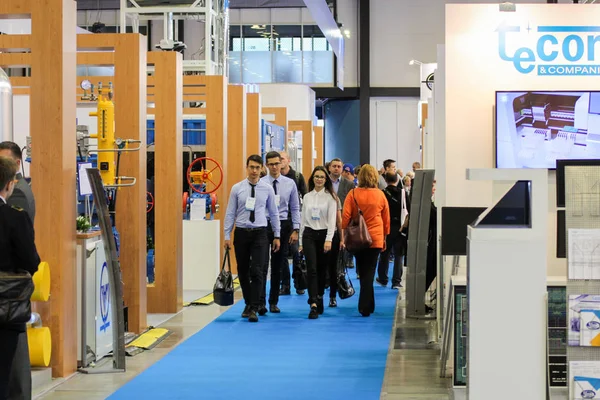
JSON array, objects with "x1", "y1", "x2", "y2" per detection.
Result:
[{"x1": 439, "y1": 3, "x2": 600, "y2": 278}]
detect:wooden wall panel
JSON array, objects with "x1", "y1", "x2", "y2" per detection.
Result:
[
  {"x1": 289, "y1": 120, "x2": 313, "y2": 180},
  {"x1": 0, "y1": 0, "x2": 32, "y2": 17},
  {"x1": 147, "y1": 52, "x2": 183, "y2": 313},
  {"x1": 29, "y1": 0, "x2": 77, "y2": 378},
  {"x1": 314, "y1": 126, "x2": 323, "y2": 167},
  {"x1": 113, "y1": 35, "x2": 147, "y2": 333},
  {"x1": 246, "y1": 93, "x2": 261, "y2": 157},
  {"x1": 205, "y1": 76, "x2": 227, "y2": 263},
  {"x1": 226, "y1": 85, "x2": 247, "y2": 274},
  {"x1": 262, "y1": 106, "x2": 287, "y2": 130}
]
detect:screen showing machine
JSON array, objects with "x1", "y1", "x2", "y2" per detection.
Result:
[{"x1": 496, "y1": 91, "x2": 600, "y2": 169}]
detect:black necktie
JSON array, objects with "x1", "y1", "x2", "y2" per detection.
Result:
[
  {"x1": 273, "y1": 180, "x2": 278, "y2": 195},
  {"x1": 249, "y1": 183, "x2": 256, "y2": 223}
]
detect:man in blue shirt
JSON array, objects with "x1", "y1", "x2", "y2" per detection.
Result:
[
  {"x1": 259, "y1": 151, "x2": 301, "y2": 314},
  {"x1": 224, "y1": 155, "x2": 281, "y2": 322}
]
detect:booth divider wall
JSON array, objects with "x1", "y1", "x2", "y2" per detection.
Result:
[
  {"x1": 146, "y1": 52, "x2": 183, "y2": 314},
  {"x1": 247, "y1": 93, "x2": 262, "y2": 156},
  {"x1": 314, "y1": 126, "x2": 323, "y2": 166},
  {"x1": 0, "y1": 0, "x2": 78, "y2": 378},
  {"x1": 226, "y1": 84, "x2": 247, "y2": 274},
  {"x1": 289, "y1": 120, "x2": 314, "y2": 180},
  {"x1": 76, "y1": 33, "x2": 148, "y2": 334}
]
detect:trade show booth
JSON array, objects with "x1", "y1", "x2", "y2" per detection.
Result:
[{"x1": 431, "y1": 3, "x2": 600, "y2": 400}]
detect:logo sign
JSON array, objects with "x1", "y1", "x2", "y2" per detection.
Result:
[
  {"x1": 587, "y1": 320, "x2": 600, "y2": 330},
  {"x1": 582, "y1": 390, "x2": 596, "y2": 399},
  {"x1": 498, "y1": 23, "x2": 600, "y2": 76},
  {"x1": 99, "y1": 262, "x2": 111, "y2": 332}
]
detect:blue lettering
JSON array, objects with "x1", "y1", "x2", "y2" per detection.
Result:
[
  {"x1": 588, "y1": 35, "x2": 600, "y2": 61},
  {"x1": 537, "y1": 35, "x2": 558, "y2": 62},
  {"x1": 512, "y1": 47, "x2": 535, "y2": 74},
  {"x1": 563, "y1": 35, "x2": 584, "y2": 61}
]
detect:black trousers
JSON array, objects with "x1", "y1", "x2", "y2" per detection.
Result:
[
  {"x1": 281, "y1": 241, "x2": 301, "y2": 289},
  {"x1": 0, "y1": 329, "x2": 31, "y2": 400},
  {"x1": 302, "y1": 228, "x2": 328, "y2": 305},
  {"x1": 261, "y1": 220, "x2": 292, "y2": 306},
  {"x1": 377, "y1": 225, "x2": 404, "y2": 286},
  {"x1": 355, "y1": 247, "x2": 381, "y2": 315},
  {"x1": 234, "y1": 227, "x2": 268, "y2": 311},
  {"x1": 325, "y1": 232, "x2": 340, "y2": 299}
]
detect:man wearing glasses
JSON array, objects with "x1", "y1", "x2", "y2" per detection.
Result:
[
  {"x1": 224, "y1": 155, "x2": 281, "y2": 323},
  {"x1": 259, "y1": 151, "x2": 301, "y2": 314}
]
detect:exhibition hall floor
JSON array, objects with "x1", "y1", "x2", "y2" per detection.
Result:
[{"x1": 33, "y1": 269, "x2": 568, "y2": 400}]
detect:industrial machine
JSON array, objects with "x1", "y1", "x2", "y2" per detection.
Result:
[
  {"x1": 183, "y1": 156, "x2": 222, "y2": 220},
  {"x1": 261, "y1": 120, "x2": 286, "y2": 156}
]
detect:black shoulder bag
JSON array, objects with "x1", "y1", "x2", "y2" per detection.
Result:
[
  {"x1": 336, "y1": 251, "x2": 355, "y2": 299},
  {"x1": 0, "y1": 203, "x2": 35, "y2": 325},
  {"x1": 213, "y1": 248, "x2": 234, "y2": 306}
]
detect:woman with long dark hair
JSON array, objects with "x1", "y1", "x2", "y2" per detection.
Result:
[{"x1": 299, "y1": 166, "x2": 338, "y2": 319}]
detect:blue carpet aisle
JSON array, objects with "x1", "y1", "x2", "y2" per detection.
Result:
[{"x1": 109, "y1": 269, "x2": 397, "y2": 400}]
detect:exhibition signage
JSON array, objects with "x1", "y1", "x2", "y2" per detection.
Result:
[{"x1": 498, "y1": 23, "x2": 600, "y2": 76}]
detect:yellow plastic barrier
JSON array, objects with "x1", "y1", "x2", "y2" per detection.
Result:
[
  {"x1": 27, "y1": 326, "x2": 52, "y2": 367},
  {"x1": 31, "y1": 261, "x2": 50, "y2": 302}
]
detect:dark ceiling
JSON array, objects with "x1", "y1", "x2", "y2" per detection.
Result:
[{"x1": 76, "y1": 0, "x2": 308, "y2": 10}]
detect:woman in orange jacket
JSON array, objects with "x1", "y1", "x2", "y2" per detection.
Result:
[{"x1": 342, "y1": 164, "x2": 390, "y2": 316}]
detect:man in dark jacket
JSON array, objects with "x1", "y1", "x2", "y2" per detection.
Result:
[
  {"x1": 279, "y1": 151, "x2": 307, "y2": 295},
  {"x1": 0, "y1": 156, "x2": 40, "y2": 400},
  {"x1": 376, "y1": 172, "x2": 406, "y2": 290},
  {"x1": 0, "y1": 142, "x2": 35, "y2": 223}
]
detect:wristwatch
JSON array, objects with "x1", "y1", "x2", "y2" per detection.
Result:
[{"x1": 293, "y1": 229, "x2": 299, "y2": 233}]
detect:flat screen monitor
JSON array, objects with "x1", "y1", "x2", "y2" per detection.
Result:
[
  {"x1": 475, "y1": 180, "x2": 531, "y2": 227},
  {"x1": 496, "y1": 91, "x2": 600, "y2": 169},
  {"x1": 78, "y1": 162, "x2": 93, "y2": 196},
  {"x1": 441, "y1": 207, "x2": 487, "y2": 256}
]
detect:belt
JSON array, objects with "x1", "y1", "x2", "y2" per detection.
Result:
[{"x1": 236, "y1": 227, "x2": 266, "y2": 232}]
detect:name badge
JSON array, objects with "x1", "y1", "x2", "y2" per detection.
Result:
[
  {"x1": 245, "y1": 197, "x2": 256, "y2": 211},
  {"x1": 311, "y1": 207, "x2": 320, "y2": 220},
  {"x1": 275, "y1": 195, "x2": 281, "y2": 207}
]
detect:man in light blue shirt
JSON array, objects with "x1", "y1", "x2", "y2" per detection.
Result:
[
  {"x1": 224, "y1": 154, "x2": 281, "y2": 322},
  {"x1": 259, "y1": 151, "x2": 301, "y2": 314}
]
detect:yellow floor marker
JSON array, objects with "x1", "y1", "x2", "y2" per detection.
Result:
[{"x1": 127, "y1": 328, "x2": 171, "y2": 350}]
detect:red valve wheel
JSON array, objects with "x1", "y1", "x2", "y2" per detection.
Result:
[
  {"x1": 147, "y1": 191, "x2": 154, "y2": 213},
  {"x1": 182, "y1": 192, "x2": 189, "y2": 213},
  {"x1": 211, "y1": 193, "x2": 218, "y2": 214},
  {"x1": 186, "y1": 157, "x2": 223, "y2": 194}
]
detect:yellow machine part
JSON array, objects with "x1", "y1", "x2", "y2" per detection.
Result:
[
  {"x1": 89, "y1": 94, "x2": 116, "y2": 186},
  {"x1": 31, "y1": 261, "x2": 50, "y2": 302},
  {"x1": 27, "y1": 326, "x2": 52, "y2": 367}
]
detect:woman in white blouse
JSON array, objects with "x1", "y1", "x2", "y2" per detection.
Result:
[{"x1": 299, "y1": 166, "x2": 338, "y2": 319}]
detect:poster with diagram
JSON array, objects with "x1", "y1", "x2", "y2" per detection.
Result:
[{"x1": 569, "y1": 229, "x2": 600, "y2": 280}]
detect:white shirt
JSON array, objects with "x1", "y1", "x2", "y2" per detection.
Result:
[
  {"x1": 0, "y1": 195, "x2": 5, "y2": 204},
  {"x1": 299, "y1": 189, "x2": 337, "y2": 246}
]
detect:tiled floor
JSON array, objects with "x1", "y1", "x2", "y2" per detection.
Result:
[{"x1": 380, "y1": 291, "x2": 452, "y2": 400}]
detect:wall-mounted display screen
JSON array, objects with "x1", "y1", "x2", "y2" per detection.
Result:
[{"x1": 496, "y1": 91, "x2": 600, "y2": 169}]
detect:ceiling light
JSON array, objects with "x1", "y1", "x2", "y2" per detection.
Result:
[
  {"x1": 409, "y1": 59, "x2": 423, "y2": 66},
  {"x1": 251, "y1": 25, "x2": 262, "y2": 29}
]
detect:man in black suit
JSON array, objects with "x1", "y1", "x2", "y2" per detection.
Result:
[
  {"x1": 0, "y1": 156, "x2": 40, "y2": 400},
  {"x1": 0, "y1": 142, "x2": 35, "y2": 223},
  {"x1": 328, "y1": 158, "x2": 353, "y2": 207}
]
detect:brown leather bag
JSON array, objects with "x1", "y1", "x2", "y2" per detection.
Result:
[{"x1": 344, "y1": 189, "x2": 373, "y2": 253}]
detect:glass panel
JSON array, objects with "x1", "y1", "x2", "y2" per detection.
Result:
[
  {"x1": 241, "y1": 51, "x2": 272, "y2": 83},
  {"x1": 278, "y1": 38, "x2": 293, "y2": 52},
  {"x1": 273, "y1": 51, "x2": 302, "y2": 83},
  {"x1": 229, "y1": 25, "x2": 241, "y2": 51},
  {"x1": 242, "y1": 24, "x2": 272, "y2": 50},
  {"x1": 313, "y1": 38, "x2": 329, "y2": 51},
  {"x1": 293, "y1": 38, "x2": 302, "y2": 51},
  {"x1": 302, "y1": 38, "x2": 313, "y2": 51},
  {"x1": 302, "y1": 51, "x2": 333, "y2": 84},
  {"x1": 228, "y1": 51, "x2": 242, "y2": 83}
]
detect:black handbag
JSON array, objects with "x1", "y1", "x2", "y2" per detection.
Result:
[
  {"x1": 293, "y1": 256, "x2": 308, "y2": 291},
  {"x1": 213, "y1": 248, "x2": 234, "y2": 306},
  {"x1": 336, "y1": 252, "x2": 355, "y2": 300},
  {"x1": 0, "y1": 270, "x2": 35, "y2": 324}
]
